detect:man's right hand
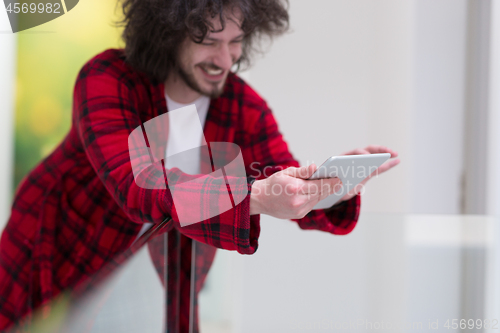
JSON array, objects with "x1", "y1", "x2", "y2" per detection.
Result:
[{"x1": 249, "y1": 164, "x2": 343, "y2": 219}]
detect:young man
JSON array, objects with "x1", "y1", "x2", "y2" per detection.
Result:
[{"x1": 0, "y1": 0, "x2": 399, "y2": 331}]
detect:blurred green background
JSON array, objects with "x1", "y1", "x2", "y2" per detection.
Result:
[{"x1": 13, "y1": 0, "x2": 123, "y2": 194}]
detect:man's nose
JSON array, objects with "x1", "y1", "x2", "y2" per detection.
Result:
[{"x1": 213, "y1": 44, "x2": 234, "y2": 70}]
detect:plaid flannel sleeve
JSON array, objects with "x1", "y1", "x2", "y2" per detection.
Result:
[{"x1": 74, "y1": 62, "x2": 259, "y2": 254}]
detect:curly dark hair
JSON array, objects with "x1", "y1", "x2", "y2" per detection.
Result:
[{"x1": 115, "y1": 0, "x2": 290, "y2": 83}]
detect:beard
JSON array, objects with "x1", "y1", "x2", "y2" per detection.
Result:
[{"x1": 176, "y1": 63, "x2": 227, "y2": 99}]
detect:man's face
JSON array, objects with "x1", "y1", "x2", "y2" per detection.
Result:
[{"x1": 175, "y1": 9, "x2": 244, "y2": 99}]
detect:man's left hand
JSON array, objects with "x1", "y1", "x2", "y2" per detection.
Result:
[{"x1": 337, "y1": 145, "x2": 400, "y2": 203}]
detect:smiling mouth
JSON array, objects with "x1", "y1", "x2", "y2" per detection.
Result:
[{"x1": 198, "y1": 64, "x2": 225, "y2": 78}]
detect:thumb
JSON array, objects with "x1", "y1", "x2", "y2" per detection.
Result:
[{"x1": 282, "y1": 163, "x2": 317, "y2": 179}]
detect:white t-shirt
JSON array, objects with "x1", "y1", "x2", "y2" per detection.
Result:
[{"x1": 132, "y1": 93, "x2": 211, "y2": 244}]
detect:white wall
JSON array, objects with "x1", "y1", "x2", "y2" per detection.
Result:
[
  {"x1": 246, "y1": 0, "x2": 468, "y2": 215},
  {"x1": 0, "y1": 5, "x2": 16, "y2": 229},
  {"x1": 247, "y1": 0, "x2": 413, "y2": 214}
]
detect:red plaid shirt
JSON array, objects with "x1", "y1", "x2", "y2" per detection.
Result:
[{"x1": 0, "y1": 49, "x2": 361, "y2": 331}]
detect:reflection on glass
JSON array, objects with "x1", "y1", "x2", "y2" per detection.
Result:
[
  {"x1": 10, "y1": 214, "x2": 499, "y2": 333},
  {"x1": 197, "y1": 213, "x2": 499, "y2": 333}
]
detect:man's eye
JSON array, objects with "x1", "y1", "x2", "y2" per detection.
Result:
[{"x1": 231, "y1": 39, "x2": 243, "y2": 44}]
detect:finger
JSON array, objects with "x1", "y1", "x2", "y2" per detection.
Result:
[
  {"x1": 308, "y1": 163, "x2": 318, "y2": 176},
  {"x1": 344, "y1": 148, "x2": 370, "y2": 156},
  {"x1": 346, "y1": 179, "x2": 369, "y2": 199},
  {"x1": 365, "y1": 145, "x2": 398, "y2": 157},
  {"x1": 283, "y1": 163, "x2": 317, "y2": 179},
  {"x1": 312, "y1": 177, "x2": 342, "y2": 189},
  {"x1": 313, "y1": 178, "x2": 342, "y2": 195},
  {"x1": 298, "y1": 177, "x2": 328, "y2": 195},
  {"x1": 365, "y1": 158, "x2": 401, "y2": 180},
  {"x1": 376, "y1": 158, "x2": 401, "y2": 174},
  {"x1": 298, "y1": 177, "x2": 342, "y2": 197},
  {"x1": 322, "y1": 178, "x2": 343, "y2": 200},
  {"x1": 341, "y1": 149, "x2": 355, "y2": 155},
  {"x1": 302, "y1": 183, "x2": 333, "y2": 211},
  {"x1": 281, "y1": 166, "x2": 298, "y2": 177},
  {"x1": 299, "y1": 179, "x2": 344, "y2": 213},
  {"x1": 365, "y1": 145, "x2": 388, "y2": 154}
]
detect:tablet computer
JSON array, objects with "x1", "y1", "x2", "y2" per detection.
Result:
[{"x1": 308, "y1": 153, "x2": 391, "y2": 209}]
